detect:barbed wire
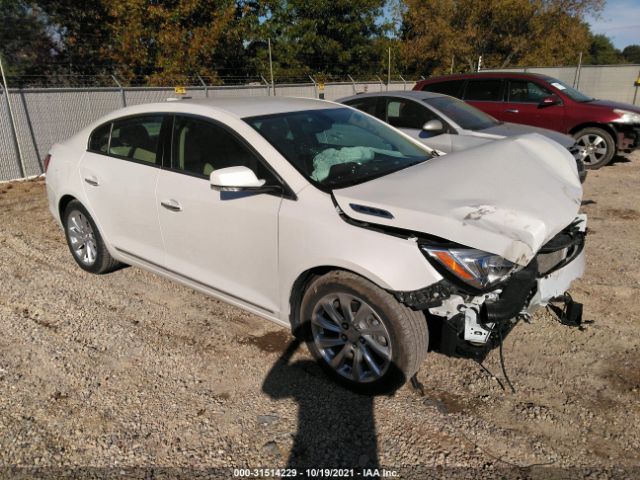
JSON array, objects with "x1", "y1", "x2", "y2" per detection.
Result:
[{"x1": 1, "y1": 73, "x2": 422, "y2": 89}]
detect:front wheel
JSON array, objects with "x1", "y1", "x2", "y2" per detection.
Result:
[
  {"x1": 300, "y1": 271, "x2": 429, "y2": 394},
  {"x1": 574, "y1": 127, "x2": 615, "y2": 169}
]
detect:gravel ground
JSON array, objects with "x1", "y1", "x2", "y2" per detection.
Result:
[{"x1": 0, "y1": 153, "x2": 639, "y2": 479}]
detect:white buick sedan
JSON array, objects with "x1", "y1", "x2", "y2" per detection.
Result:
[{"x1": 45, "y1": 97, "x2": 586, "y2": 392}]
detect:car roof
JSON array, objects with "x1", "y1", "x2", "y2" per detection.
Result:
[
  {"x1": 419, "y1": 72, "x2": 554, "y2": 83},
  {"x1": 167, "y1": 96, "x2": 338, "y2": 118},
  {"x1": 337, "y1": 90, "x2": 449, "y2": 103}
]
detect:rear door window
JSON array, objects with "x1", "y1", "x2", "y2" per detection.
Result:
[
  {"x1": 344, "y1": 97, "x2": 381, "y2": 118},
  {"x1": 109, "y1": 116, "x2": 164, "y2": 164},
  {"x1": 507, "y1": 80, "x2": 553, "y2": 103},
  {"x1": 421, "y1": 80, "x2": 465, "y2": 98},
  {"x1": 463, "y1": 79, "x2": 503, "y2": 101},
  {"x1": 385, "y1": 99, "x2": 437, "y2": 129}
]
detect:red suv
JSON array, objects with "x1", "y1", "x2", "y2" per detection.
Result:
[{"x1": 414, "y1": 72, "x2": 640, "y2": 168}]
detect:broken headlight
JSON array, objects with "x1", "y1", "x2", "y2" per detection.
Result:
[{"x1": 421, "y1": 246, "x2": 522, "y2": 290}]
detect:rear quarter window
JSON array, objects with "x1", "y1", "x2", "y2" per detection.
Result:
[
  {"x1": 421, "y1": 80, "x2": 465, "y2": 98},
  {"x1": 88, "y1": 123, "x2": 111, "y2": 153},
  {"x1": 464, "y1": 79, "x2": 503, "y2": 101}
]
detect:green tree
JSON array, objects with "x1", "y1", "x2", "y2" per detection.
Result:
[
  {"x1": 258, "y1": 0, "x2": 388, "y2": 79},
  {"x1": 622, "y1": 44, "x2": 640, "y2": 64},
  {"x1": 400, "y1": 0, "x2": 602, "y2": 75},
  {"x1": 586, "y1": 34, "x2": 623, "y2": 64},
  {"x1": 0, "y1": 0, "x2": 58, "y2": 82}
]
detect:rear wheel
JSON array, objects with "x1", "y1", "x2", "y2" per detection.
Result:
[
  {"x1": 574, "y1": 127, "x2": 615, "y2": 169},
  {"x1": 63, "y1": 200, "x2": 121, "y2": 274},
  {"x1": 300, "y1": 271, "x2": 429, "y2": 394}
]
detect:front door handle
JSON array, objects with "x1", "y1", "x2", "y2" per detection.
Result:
[
  {"x1": 160, "y1": 199, "x2": 182, "y2": 212},
  {"x1": 505, "y1": 109, "x2": 519, "y2": 113},
  {"x1": 84, "y1": 176, "x2": 99, "y2": 186}
]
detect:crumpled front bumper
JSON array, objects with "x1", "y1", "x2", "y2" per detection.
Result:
[{"x1": 420, "y1": 215, "x2": 587, "y2": 351}]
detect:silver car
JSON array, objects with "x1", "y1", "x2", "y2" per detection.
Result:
[{"x1": 339, "y1": 91, "x2": 586, "y2": 182}]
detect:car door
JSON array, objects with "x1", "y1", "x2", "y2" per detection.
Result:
[
  {"x1": 384, "y1": 97, "x2": 453, "y2": 153},
  {"x1": 503, "y1": 79, "x2": 565, "y2": 131},
  {"x1": 155, "y1": 115, "x2": 282, "y2": 314},
  {"x1": 80, "y1": 114, "x2": 166, "y2": 265},
  {"x1": 462, "y1": 78, "x2": 505, "y2": 120}
]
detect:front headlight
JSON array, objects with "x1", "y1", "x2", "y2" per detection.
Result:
[
  {"x1": 421, "y1": 246, "x2": 521, "y2": 289},
  {"x1": 613, "y1": 109, "x2": 640, "y2": 124}
]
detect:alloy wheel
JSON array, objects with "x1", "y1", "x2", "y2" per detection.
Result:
[
  {"x1": 67, "y1": 211, "x2": 98, "y2": 266},
  {"x1": 311, "y1": 293, "x2": 392, "y2": 383},
  {"x1": 576, "y1": 133, "x2": 608, "y2": 166}
]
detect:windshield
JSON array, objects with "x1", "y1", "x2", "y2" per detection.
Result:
[
  {"x1": 245, "y1": 107, "x2": 432, "y2": 189},
  {"x1": 547, "y1": 78, "x2": 594, "y2": 102},
  {"x1": 424, "y1": 96, "x2": 499, "y2": 131}
]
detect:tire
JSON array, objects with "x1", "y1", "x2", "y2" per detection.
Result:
[
  {"x1": 62, "y1": 200, "x2": 121, "y2": 274},
  {"x1": 573, "y1": 127, "x2": 615, "y2": 169},
  {"x1": 300, "y1": 270, "x2": 429, "y2": 394}
]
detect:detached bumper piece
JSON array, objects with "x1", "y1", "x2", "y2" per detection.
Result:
[{"x1": 547, "y1": 293, "x2": 583, "y2": 327}]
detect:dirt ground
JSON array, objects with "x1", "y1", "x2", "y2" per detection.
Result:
[{"x1": 0, "y1": 153, "x2": 639, "y2": 479}]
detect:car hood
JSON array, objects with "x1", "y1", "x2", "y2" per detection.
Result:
[
  {"x1": 586, "y1": 99, "x2": 640, "y2": 114},
  {"x1": 474, "y1": 122, "x2": 575, "y2": 148},
  {"x1": 333, "y1": 134, "x2": 582, "y2": 266}
]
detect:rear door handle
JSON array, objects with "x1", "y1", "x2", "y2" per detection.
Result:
[
  {"x1": 84, "y1": 176, "x2": 99, "y2": 186},
  {"x1": 160, "y1": 199, "x2": 182, "y2": 212},
  {"x1": 505, "y1": 109, "x2": 519, "y2": 113}
]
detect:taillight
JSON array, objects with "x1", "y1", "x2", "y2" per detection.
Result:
[{"x1": 43, "y1": 154, "x2": 52, "y2": 173}]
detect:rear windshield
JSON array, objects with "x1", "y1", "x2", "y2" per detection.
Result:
[
  {"x1": 424, "y1": 96, "x2": 500, "y2": 131},
  {"x1": 245, "y1": 107, "x2": 431, "y2": 190},
  {"x1": 546, "y1": 78, "x2": 594, "y2": 102}
]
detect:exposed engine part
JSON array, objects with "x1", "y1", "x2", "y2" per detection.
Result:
[
  {"x1": 463, "y1": 307, "x2": 495, "y2": 345},
  {"x1": 480, "y1": 259, "x2": 538, "y2": 324}
]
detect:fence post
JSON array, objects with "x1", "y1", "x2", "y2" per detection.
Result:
[
  {"x1": 260, "y1": 75, "x2": 270, "y2": 96},
  {"x1": 309, "y1": 75, "x2": 318, "y2": 98},
  {"x1": 573, "y1": 52, "x2": 583, "y2": 89},
  {"x1": 19, "y1": 91, "x2": 42, "y2": 173},
  {"x1": 112, "y1": 75, "x2": 126, "y2": 107},
  {"x1": 0, "y1": 55, "x2": 25, "y2": 178},
  {"x1": 268, "y1": 38, "x2": 275, "y2": 96},
  {"x1": 399, "y1": 75, "x2": 407, "y2": 91},
  {"x1": 347, "y1": 74, "x2": 357, "y2": 94},
  {"x1": 387, "y1": 47, "x2": 391, "y2": 92},
  {"x1": 197, "y1": 74, "x2": 209, "y2": 98}
]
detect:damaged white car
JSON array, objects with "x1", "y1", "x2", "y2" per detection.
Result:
[{"x1": 45, "y1": 97, "x2": 586, "y2": 392}]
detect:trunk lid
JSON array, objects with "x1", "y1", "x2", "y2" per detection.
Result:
[{"x1": 333, "y1": 134, "x2": 582, "y2": 266}]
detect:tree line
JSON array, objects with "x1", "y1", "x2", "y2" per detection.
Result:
[{"x1": 1, "y1": 0, "x2": 638, "y2": 86}]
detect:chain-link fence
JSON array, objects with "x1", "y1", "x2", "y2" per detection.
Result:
[
  {"x1": 2, "y1": 64, "x2": 640, "y2": 182},
  {"x1": 0, "y1": 77, "x2": 417, "y2": 182}
]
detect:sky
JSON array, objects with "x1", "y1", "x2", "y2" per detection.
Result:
[{"x1": 586, "y1": 0, "x2": 640, "y2": 49}]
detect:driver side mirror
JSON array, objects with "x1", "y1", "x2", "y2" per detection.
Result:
[
  {"x1": 539, "y1": 94, "x2": 561, "y2": 107},
  {"x1": 422, "y1": 119, "x2": 444, "y2": 133},
  {"x1": 210, "y1": 166, "x2": 266, "y2": 192}
]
